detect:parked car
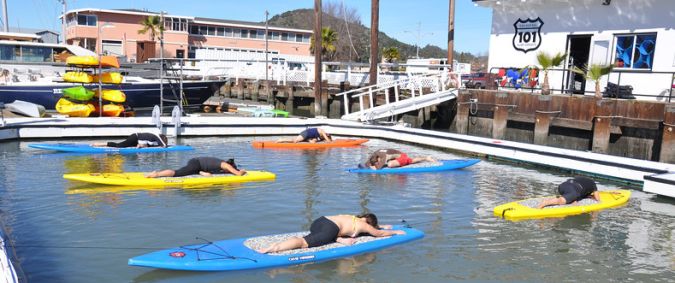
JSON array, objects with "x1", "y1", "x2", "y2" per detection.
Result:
[{"x1": 463, "y1": 72, "x2": 488, "y2": 89}]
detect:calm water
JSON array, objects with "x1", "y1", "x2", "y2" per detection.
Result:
[{"x1": 0, "y1": 137, "x2": 673, "y2": 282}]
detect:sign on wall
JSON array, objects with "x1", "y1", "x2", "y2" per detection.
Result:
[{"x1": 513, "y1": 17, "x2": 544, "y2": 53}]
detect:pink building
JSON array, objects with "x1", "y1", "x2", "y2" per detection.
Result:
[{"x1": 63, "y1": 8, "x2": 312, "y2": 63}]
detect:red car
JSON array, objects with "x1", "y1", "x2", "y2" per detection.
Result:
[{"x1": 462, "y1": 72, "x2": 488, "y2": 89}]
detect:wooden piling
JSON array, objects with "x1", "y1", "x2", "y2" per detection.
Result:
[
  {"x1": 491, "y1": 93, "x2": 510, "y2": 139},
  {"x1": 286, "y1": 86, "x2": 295, "y2": 116},
  {"x1": 534, "y1": 111, "x2": 553, "y2": 145},
  {"x1": 455, "y1": 94, "x2": 470, "y2": 135},
  {"x1": 251, "y1": 81, "x2": 260, "y2": 102},
  {"x1": 321, "y1": 80, "x2": 329, "y2": 117},
  {"x1": 592, "y1": 99, "x2": 614, "y2": 154},
  {"x1": 659, "y1": 104, "x2": 675, "y2": 163},
  {"x1": 236, "y1": 80, "x2": 244, "y2": 100}
]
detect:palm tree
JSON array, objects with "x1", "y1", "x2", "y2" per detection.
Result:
[
  {"x1": 310, "y1": 27, "x2": 338, "y2": 61},
  {"x1": 571, "y1": 64, "x2": 614, "y2": 99},
  {"x1": 536, "y1": 51, "x2": 567, "y2": 95},
  {"x1": 382, "y1": 47, "x2": 400, "y2": 63},
  {"x1": 137, "y1": 15, "x2": 164, "y2": 41}
]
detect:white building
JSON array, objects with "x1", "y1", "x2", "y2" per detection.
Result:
[{"x1": 474, "y1": 0, "x2": 675, "y2": 101}]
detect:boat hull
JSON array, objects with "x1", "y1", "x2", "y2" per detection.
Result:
[{"x1": 0, "y1": 81, "x2": 222, "y2": 110}]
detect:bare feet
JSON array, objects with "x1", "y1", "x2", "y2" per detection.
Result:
[{"x1": 426, "y1": 156, "x2": 437, "y2": 163}]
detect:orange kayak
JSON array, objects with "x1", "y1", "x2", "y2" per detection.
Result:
[
  {"x1": 252, "y1": 139, "x2": 369, "y2": 149},
  {"x1": 100, "y1": 56, "x2": 120, "y2": 68},
  {"x1": 93, "y1": 103, "x2": 125, "y2": 117}
]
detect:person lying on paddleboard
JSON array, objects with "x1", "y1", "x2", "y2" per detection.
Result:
[
  {"x1": 276, "y1": 127, "x2": 332, "y2": 143},
  {"x1": 537, "y1": 176, "x2": 601, "y2": 209},
  {"x1": 359, "y1": 149, "x2": 436, "y2": 170},
  {"x1": 92, "y1": 132, "x2": 168, "y2": 148},
  {"x1": 145, "y1": 157, "x2": 246, "y2": 178},
  {"x1": 257, "y1": 213, "x2": 405, "y2": 254}
]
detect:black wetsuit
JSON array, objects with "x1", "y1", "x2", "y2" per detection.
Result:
[
  {"x1": 303, "y1": 216, "x2": 340, "y2": 248},
  {"x1": 106, "y1": 133, "x2": 166, "y2": 148},
  {"x1": 173, "y1": 157, "x2": 225, "y2": 177},
  {"x1": 558, "y1": 176, "x2": 598, "y2": 203}
]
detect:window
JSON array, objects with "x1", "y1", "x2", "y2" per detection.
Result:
[
  {"x1": 303, "y1": 34, "x2": 310, "y2": 43},
  {"x1": 165, "y1": 18, "x2": 187, "y2": 32},
  {"x1": 233, "y1": 29, "x2": 241, "y2": 38},
  {"x1": 281, "y1": 33, "x2": 289, "y2": 41},
  {"x1": 199, "y1": 26, "x2": 207, "y2": 35},
  {"x1": 224, "y1": 28, "x2": 233, "y2": 37},
  {"x1": 189, "y1": 25, "x2": 199, "y2": 35},
  {"x1": 287, "y1": 33, "x2": 295, "y2": 42},
  {"x1": 0, "y1": 45, "x2": 19, "y2": 61},
  {"x1": 77, "y1": 14, "x2": 97, "y2": 26},
  {"x1": 257, "y1": 30, "x2": 265, "y2": 39},
  {"x1": 217, "y1": 27, "x2": 225, "y2": 36},
  {"x1": 240, "y1": 29, "x2": 249, "y2": 38},
  {"x1": 78, "y1": 38, "x2": 97, "y2": 52},
  {"x1": 207, "y1": 26, "x2": 215, "y2": 36},
  {"x1": 270, "y1": 31, "x2": 279, "y2": 40},
  {"x1": 188, "y1": 46, "x2": 197, "y2": 58},
  {"x1": 101, "y1": 40, "x2": 122, "y2": 56},
  {"x1": 614, "y1": 33, "x2": 656, "y2": 69}
]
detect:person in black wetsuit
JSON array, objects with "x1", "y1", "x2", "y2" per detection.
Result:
[
  {"x1": 276, "y1": 127, "x2": 332, "y2": 143},
  {"x1": 92, "y1": 132, "x2": 168, "y2": 148},
  {"x1": 145, "y1": 157, "x2": 246, "y2": 178},
  {"x1": 537, "y1": 176, "x2": 601, "y2": 209}
]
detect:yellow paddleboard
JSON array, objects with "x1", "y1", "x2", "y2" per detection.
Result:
[
  {"x1": 63, "y1": 171, "x2": 276, "y2": 186},
  {"x1": 55, "y1": 98, "x2": 95, "y2": 117},
  {"x1": 95, "y1": 89, "x2": 126, "y2": 103},
  {"x1": 66, "y1": 56, "x2": 98, "y2": 66},
  {"x1": 494, "y1": 190, "x2": 631, "y2": 221},
  {"x1": 93, "y1": 72, "x2": 123, "y2": 84},
  {"x1": 63, "y1": 71, "x2": 94, "y2": 83}
]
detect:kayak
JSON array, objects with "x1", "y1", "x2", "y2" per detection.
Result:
[
  {"x1": 65, "y1": 55, "x2": 120, "y2": 68},
  {"x1": 63, "y1": 86, "x2": 94, "y2": 101},
  {"x1": 93, "y1": 103, "x2": 124, "y2": 117},
  {"x1": 493, "y1": 190, "x2": 631, "y2": 220},
  {"x1": 94, "y1": 89, "x2": 126, "y2": 103},
  {"x1": 63, "y1": 72, "x2": 93, "y2": 83},
  {"x1": 66, "y1": 56, "x2": 98, "y2": 66},
  {"x1": 93, "y1": 72, "x2": 123, "y2": 84},
  {"x1": 347, "y1": 159, "x2": 480, "y2": 174},
  {"x1": 128, "y1": 225, "x2": 424, "y2": 271},
  {"x1": 252, "y1": 139, "x2": 369, "y2": 149},
  {"x1": 63, "y1": 171, "x2": 276, "y2": 186},
  {"x1": 29, "y1": 143, "x2": 193, "y2": 154},
  {"x1": 55, "y1": 98, "x2": 94, "y2": 117}
]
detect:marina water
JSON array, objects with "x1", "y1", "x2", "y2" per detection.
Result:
[{"x1": 0, "y1": 137, "x2": 673, "y2": 282}]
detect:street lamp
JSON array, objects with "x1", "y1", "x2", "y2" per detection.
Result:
[{"x1": 97, "y1": 21, "x2": 115, "y2": 117}]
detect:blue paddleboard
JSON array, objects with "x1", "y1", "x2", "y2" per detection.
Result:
[
  {"x1": 347, "y1": 159, "x2": 480, "y2": 174},
  {"x1": 28, "y1": 143, "x2": 193, "y2": 154},
  {"x1": 128, "y1": 225, "x2": 424, "y2": 271}
]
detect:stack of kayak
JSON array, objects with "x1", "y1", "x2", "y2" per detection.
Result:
[{"x1": 57, "y1": 56, "x2": 127, "y2": 117}]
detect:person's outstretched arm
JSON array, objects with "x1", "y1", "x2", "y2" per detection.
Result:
[
  {"x1": 221, "y1": 162, "x2": 246, "y2": 176},
  {"x1": 361, "y1": 223, "x2": 405, "y2": 237}
]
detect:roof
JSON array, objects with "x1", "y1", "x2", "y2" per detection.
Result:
[
  {"x1": 0, "y1": 32, "x2": 40, "y2": 40},
  {"x1": 8, "y1": 27, "x2": 59, "y2": 35},
  {"x1": 63, "y1": 8, "x2": 312, "y2": 33}
]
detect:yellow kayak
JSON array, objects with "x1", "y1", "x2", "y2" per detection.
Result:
[
  {"x1": 63, "y1": 72, "x2": 93, "y2": 83},
  {"x1": 63, "y1": 171, "x2": 276, "y2": 186},
  {"x1": 93, "y1": 103, "x2": 125, "y2": 117},
  {"x1": 494, "y1": 190, "x2": 631, "y2": 221},
  {"x1": 55, "y1": 98, "x2": 95, "y2": 117},
  {"x1": 66, "y1": 56, "x2": 98, "y2": 66},
  {"x1": 93, "y1": 72, "x2": 123, "y2": 84},
  {"x1": 94, "y1": 89, "x2": 126, "y2": 103}
]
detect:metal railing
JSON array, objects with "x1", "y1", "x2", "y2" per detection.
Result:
[{"x1": 487, "y1": 66, "x2": 675, "y2": 102}]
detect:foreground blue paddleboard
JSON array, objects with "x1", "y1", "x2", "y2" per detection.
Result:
[
  {"x1": 128, "y1": 225, "x2": 423, "y2": 271},
  {"x1": 28, "y1": 143, "x2": 193, "y2": 154},
  {"x1": 347, "y1": 159, "x2": 480, "y2": 174}
]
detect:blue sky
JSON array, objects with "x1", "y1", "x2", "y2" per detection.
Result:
[{"x1": 3, "y1": 0, "x2": 492, "y2": 54}]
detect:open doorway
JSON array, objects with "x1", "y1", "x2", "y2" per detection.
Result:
[{"x1": 565, "y1": 35, "x2": 592, "y2": 94}]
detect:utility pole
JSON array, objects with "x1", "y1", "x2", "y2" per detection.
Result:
[
  {"x1": 265, "y1": 10, "x2": 269, "y2": 82},
  {"x1": 159, "y1": 11, "x2": 165, "y2": 114},
  {"x1": 313, "y1": 0, "x2": 322, "y2": 117},
  {"x1": 2, "y1": 0, "x2": 8, "y2": 32},
  {"x1": 58, "y1": 0, "x2": 67, "y2": 43},
  {"x1": 405, "y1": 22, "x2": 433, "y2": 59},
  {"x1": 369, "y1": 0, "x2": 379, "y2": 86},
  {"x1": 447, "y1": 0, "x2": 456, "y2": 70}
]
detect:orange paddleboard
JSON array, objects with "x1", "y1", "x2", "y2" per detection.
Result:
[{"x1": 252, "y1": 139, "x2": 369, "y2": 149}]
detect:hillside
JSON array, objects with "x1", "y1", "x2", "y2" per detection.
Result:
[{"x1": 267, "y1": 9, "x2": 479, "y2": 65}]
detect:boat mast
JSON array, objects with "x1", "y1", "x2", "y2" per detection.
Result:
[{"x1": 2, "y1": 0, "x2": 8, "y2": 32}]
